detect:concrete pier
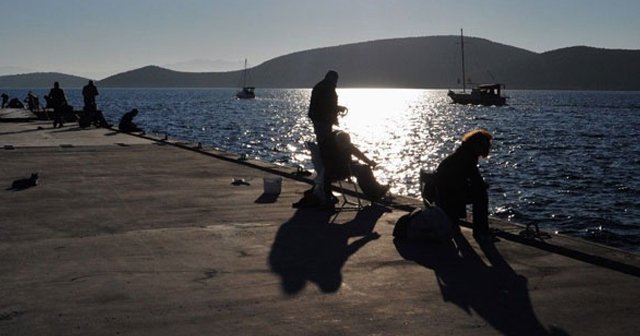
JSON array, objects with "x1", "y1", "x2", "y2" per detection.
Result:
[{"x1": 1, "y1": 120, "x2": 639, "y2": 335}]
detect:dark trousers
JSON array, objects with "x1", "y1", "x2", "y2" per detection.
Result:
[
  {"x1": 312, "y1": 121, "x2": 332, "y2": 145},
  {"x1": 438, "y1": 184, "x2": 489, "y2": 234},
  {"x1": 323, "y1": 163, "x2": 383, "y2": 200},
  {"x1": 52, "y1": 107, "x2": 64, "y2": 127}
]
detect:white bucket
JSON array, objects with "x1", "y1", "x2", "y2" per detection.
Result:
[{"x1": 263, "y1": 176, "x2": 282, "y2": 194}]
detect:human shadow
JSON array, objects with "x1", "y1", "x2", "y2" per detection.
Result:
[
  {"x1": 50, "y1": 126, "x2": 84, "y2": 133},
  {"x1": 268, "y1": 205, "x2": 386, "y2": 295},
  {"x1": 394, "y1": 233, "x2": 569, "y2": 335},
  {"x1": 0, "y1": 127, "x2": 46, "y2": 136}
]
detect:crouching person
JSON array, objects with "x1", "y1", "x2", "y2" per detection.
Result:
[
  {"x1": 436, "y1": 128, "x2": 493, "y2": 239},
  {"x1": 119, "y1": 108, "x2": 144, "y2": 133}
]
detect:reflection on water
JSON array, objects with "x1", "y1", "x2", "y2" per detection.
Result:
[{"x1": 5, "y1": 87, "x2": 639, "y2": 252}]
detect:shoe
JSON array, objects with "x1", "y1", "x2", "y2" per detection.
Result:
[{"x1": 372, "y1": 184, "x2": 390, "y2": 201}]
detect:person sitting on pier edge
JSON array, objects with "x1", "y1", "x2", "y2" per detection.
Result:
[
  {"x1": 25, "y1": 91, "x2": 40, "y2": 112},
  {"x1": 48, "y1": 81, "x2": 68, "y2": 128},
  {"x1": 308, "y1": 70, "x2": 347, "y2": 144},
  {"x1": 320, "y1": 130, "x2": 389, "y2": 202},
  {"x1": 119, "y1": 108, "x2": 144, "y2": 133},
  {"x1": 435, "y1": 128, "x2": 493, "y2": 239},
  {"x1": 7, "y1": 97, "x2": 24, "y2": 109}
]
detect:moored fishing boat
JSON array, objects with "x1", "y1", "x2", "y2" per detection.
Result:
[{"x1": 448, "y1": 29, "x2": 507, "y2": 106}]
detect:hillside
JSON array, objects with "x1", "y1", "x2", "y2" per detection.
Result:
[
  {"x1": 95, "y1": 65, "x2": 239, "y2": 88},
  {"x1": 2, "y1": 36, "x2": 640, "y2": 90},
  {"x1": 0, "y1": 72, "x2": 90, "y2": 88}
]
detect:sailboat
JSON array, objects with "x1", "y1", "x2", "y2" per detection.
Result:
[
  {"x1": 447, "y1": 29, "x2": 507, "y2": 106},
  {"x1": 236, "y1": 59, "x2": 255, "y2": 99}
]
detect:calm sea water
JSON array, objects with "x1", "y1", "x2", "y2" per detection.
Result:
[{"x1": 7, "y1": 87, "x2": 640, "y2": 252}]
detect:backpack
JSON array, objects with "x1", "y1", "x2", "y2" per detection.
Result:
[{"x1": 393, "y1": 207, "x2": 453, "y2": 242}]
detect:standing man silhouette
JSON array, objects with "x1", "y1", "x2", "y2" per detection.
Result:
[
  {"x1": 48, "y1": 81, "x2": 67, "y2": 128},
  {"x1": 82, "y1": 80, "x2": 99, "y2": 112},
  {"x1": 308, "y1": 70, "x2": 347, "y2": 145}
]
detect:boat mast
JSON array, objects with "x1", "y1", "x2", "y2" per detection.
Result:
[
  {"x1": 242, "y1": 58, "x2": 248, "y2": 88},
  {"x1": 460, "y1": 29, "x2": 466, "y2": 93}
]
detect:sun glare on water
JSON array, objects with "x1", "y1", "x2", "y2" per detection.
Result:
[{"x1": 333, "y1": 88, "x2": 449, "y2": 193}]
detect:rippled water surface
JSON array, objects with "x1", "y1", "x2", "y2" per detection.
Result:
[{"x1": 9, "y1": 88, "x2": 640, "y2": 252}]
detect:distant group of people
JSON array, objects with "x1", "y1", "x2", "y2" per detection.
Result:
[
  {"x1": 304, "y1": 70, "x2": 493, "y2": 240},
  {"x1": 1, "y1": 92, "x2": 27, "y2": 109},
  {"x1": 11, "y1": 81, "x2": 142, "y2": 132},
  {"x1": 1, "y1": 81, "x2": 143, "y2": 133},
  {"x1": 2, "y1": 91, "x2": 43, "y2": 111}
]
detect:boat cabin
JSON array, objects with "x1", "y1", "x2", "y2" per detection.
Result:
[
  {"x1": 447, "y1": 83, "x2": 507, "y2": 106},
  {"x1": 471, "y1": 84, "x2": 503, "y2": 97},
  {"x1": 236, "y1": 86, "x2": 255, "y2": 99}
]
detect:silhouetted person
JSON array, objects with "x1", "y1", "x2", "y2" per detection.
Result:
[
  {"x1": 48, "y1": 81, "x2": 68, "y2": 128},
  {"x1": 82, "y1": 80, "x2": 99, "y2": 112},
  {"x1": 321, "y1": 130, "x2": 389, "y2": 201},
  {"x1": 92, "y1": 110, "x2": 111, "y2": 128},
  {"x1": 308, "y1": 70, "x2": 347, "y2": 144},
  {"x1": 25, "y1": 91, "x2": 40, "y2": 112},
  {"x1": 78, "y1": 108, "x2": 110, "y2": 128},
  {"x1": 1, "y1": 93, "x2": 8, "y2": 108},
  {"x1": 79, "y1": 80, "x2": 109, "y2": 128},
  {"x1": 435, "y1": 128, "x2": 493, "y2": 239},
  {"x1": 7, "y1": 98, "x2": 24, "y2": 109},
  {"x1": 119, "y1": 108, "x2": 144, "y2": 133}
]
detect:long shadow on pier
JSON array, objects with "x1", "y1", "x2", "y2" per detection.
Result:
[
  {"x1": 268, "y1": 205, "x2": 386, "y2": 295},
  {"x1": 0, "y1": 127, "x2": 46, "y2": 136},
  {"x1": 395, "y1": 234, "x2": 569, "y2": 336}
]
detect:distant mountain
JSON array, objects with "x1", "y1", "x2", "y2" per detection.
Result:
[
  {"x1": 3, "y1": 36, "x2": 640, "y2": 90},
  {"x1": 95, "y1": 65, "x2": 240, "y2": 88},
  {"x1": 537, "y1": 46, "x2": 640, "y2": 90},
  {"x1": 0, "y1": 72, "x2": 90, "y2": 88},
  {"x1": 250, "y1": 35, "x2": 541, "y2": 88},
  {"x1": 163, "y1": 59, "x2": 245, "y2": 72}
]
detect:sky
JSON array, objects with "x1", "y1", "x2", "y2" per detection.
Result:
[{"x1": 1, "y1": 0, "x2": 639, "y2": 79}]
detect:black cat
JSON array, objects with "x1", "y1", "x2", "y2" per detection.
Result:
[{"x1": 9, "y1": 173, "x2": 39, "y2": 190}]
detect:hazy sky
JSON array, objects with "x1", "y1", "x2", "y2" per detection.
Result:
[{"x1": 1, "y1": 0, "x2": 638, "y2": 79}]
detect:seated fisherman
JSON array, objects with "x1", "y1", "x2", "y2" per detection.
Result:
[
  {"x1": 25, "y1": 91, "x2": 40, "y2": 112},
  {"x1": 320, "y1": 130, "x2": 389, "y2": 202},
  {"x1": 435, "y1": 128, "x2": 493, "y2": 239},
  {"x1": 79, "y1": 109, "x2": 111, "y2": 128},
  {"x1": 118, "y1": 108, "x2": 144, "y2": 133}
]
